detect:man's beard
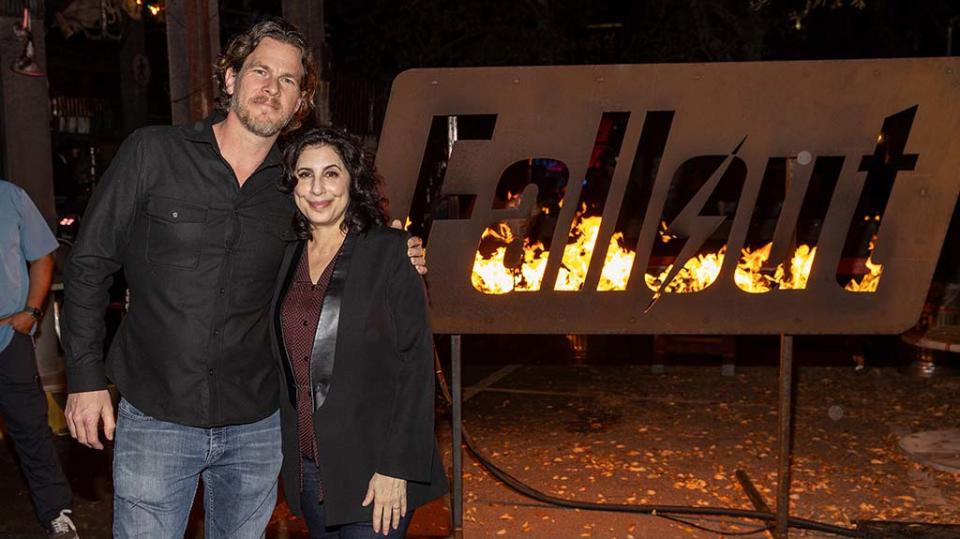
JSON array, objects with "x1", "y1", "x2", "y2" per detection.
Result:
[{"x1": 232, "y1": 92, "x2": 292, "y2": 137}]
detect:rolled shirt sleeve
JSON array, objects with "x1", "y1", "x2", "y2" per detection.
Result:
[{"x1": 0, "y1": 182, "x2": 58, "y2": 352}]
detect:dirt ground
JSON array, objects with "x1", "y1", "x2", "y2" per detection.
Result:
[
  {"x1": 2, "y1": 353, "x2": 959, "y2": 538},
  {"x1": 450, "y1": 363, "x2": 960, "y2": 538}
]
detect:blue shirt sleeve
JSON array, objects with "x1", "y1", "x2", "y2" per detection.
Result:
[{"x1": 17, "y1": 188, "x2": 58, "y2": 261}]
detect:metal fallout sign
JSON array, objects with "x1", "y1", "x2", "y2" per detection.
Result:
[{"x1": 376, "y1": 60, "x2": 960, "y2": 335}]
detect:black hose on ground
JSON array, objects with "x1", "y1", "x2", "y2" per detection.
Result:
[{"x1": 433, "y1": 351, "x2": 866, "y2": 538}]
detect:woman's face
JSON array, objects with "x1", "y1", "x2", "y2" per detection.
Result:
[{"x1": 293, "y1": 144, "x2": 351, "y2": 233}]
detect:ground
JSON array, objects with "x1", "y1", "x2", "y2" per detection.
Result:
[{"x1": 2, "y1": 336, "x2": 959, "y2": 538}]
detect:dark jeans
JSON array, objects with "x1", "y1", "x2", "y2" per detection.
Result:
[
  {"x1": 301, "y1": 458, "x2": 411, "y2": 539},
  {"x1": 0, "y1": 333, "x2": 72, "y2": 525}
]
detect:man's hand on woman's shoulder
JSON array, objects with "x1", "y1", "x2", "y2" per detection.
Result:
[{"x1": 389, "y1": 219, "x2": 426, "y2": 275}]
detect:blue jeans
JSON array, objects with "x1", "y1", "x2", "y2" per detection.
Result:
[
  {"x1": 112, "y1": 398, "x2": 282, "y2": 538},
  {"x1": 301, "y1": 458, "x2": 411, "y2": 538}
]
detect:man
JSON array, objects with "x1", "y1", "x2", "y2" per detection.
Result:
[
  {"x1": 0, "y1": 179, "x2": 78, "y2": 538},
  {"x1": 62, "y1": 18, "x2": 424, "y2": 537}
]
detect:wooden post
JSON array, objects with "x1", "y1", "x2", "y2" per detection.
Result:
[
  {"x1": 776, "y1": 335, "x2": 795, "y2": 537},
  {"x1": 119, "y1": 17, "x2": 148, "y2": 135},
  {"x1": 451, "y1": 335, "x2": 463, "y2": 535},
  {"x1": 165, "y1": 0, "x2": 219, "y2": 125},
  {"x1": 282, "y1": 0, "x2": 330, "y2": 127},
  {"x1": 0, "y1": 2, "x2": 55, "y2": 224}
]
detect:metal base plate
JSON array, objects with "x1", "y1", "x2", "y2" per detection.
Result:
[
  {"x1": 898, "y1": 430, "x2": 960, "y2": 473},
  {"x1": 857, "y1": 520, "x2": 960, "y2": 539}
]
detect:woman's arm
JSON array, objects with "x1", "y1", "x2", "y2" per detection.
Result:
[
  {"x1": 363, "y1": 233, "x2": 437, "y2": 533},
  {"x1": 379, "y1": 233, "x2": 436, "y2": 482}
]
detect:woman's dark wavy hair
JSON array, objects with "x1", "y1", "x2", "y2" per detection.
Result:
[
  {"x1": 280, "y1": 128, "x2": 388, "y2": 239},
  {"x1": 214, "y1": 18, "x2": 318, "y2": 133}
]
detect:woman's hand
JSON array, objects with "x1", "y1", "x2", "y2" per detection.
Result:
[{"x1": 361, "y1": 472, "x2": 408, "y2": 535}]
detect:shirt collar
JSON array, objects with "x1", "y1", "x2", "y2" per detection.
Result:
[
  {"x1": 183, "y1": 112, "x2": 282, "y2": 169},
  {"x1": 182, "y1": 111, "x2": 224, "y2": 144}
]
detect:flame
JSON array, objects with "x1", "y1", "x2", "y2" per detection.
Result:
[
  {"x1": 555, "y1": 209, "x2": 601, "y2": 291},
  {"x1": 645, "y1": 247, "x2": 726, "y2": 293},
  {"x1": 734, "y1": 243, "x2": 817, "y2": 293},
  {"x1": 469, "y1": 213, "x2": 879, "y2": 295},
  {"x1": 844, "y1": 236, "x2": 883, "y2": 292},
  {"x1": 597, "y1": 232, "x2": 636, "y2": 291},
  {"x1": 471, "y1": 213, "x2": 727, "y2": 295},
  {"x1": 470, "y1": 223, "x2": 548, "y2": 294}
]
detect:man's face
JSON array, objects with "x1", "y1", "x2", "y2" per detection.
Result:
[{"x1": 225, "y1": 37, "x2": 305, "y2": 138}]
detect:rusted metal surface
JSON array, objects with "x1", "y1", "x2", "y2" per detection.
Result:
[
  {"x1": 377, "y1": 60, "x2": 960, "y2": 335},
  {"x1": 776, "y1": 335, "x2": 795, "y2": 537},
  {"x1": 451, "y1": 336, "x2": 463, "y2": 533},
  {"x1": 653, "y1": 335, "x2": 735, "y2": 375},
  {"x1": 734, "y1": 470, "x2": 776, "y2": 539}
]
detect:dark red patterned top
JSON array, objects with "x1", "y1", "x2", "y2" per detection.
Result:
[{"x1": 280, "y1": 245, "x2": 339, "y2": 492}]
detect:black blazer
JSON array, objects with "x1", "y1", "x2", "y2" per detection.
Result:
[{"x1": 270, "y1": 227, "x2": 448, "y2": 527}]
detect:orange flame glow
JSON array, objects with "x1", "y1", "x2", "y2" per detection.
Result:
[
  {"x1": 469, "y1": 216, "x2": 880, "y2": 294},
  {"x1": 644, "y1": 247, "x2": 726, "y2": 293},
  {"x1": 597, "y1": 233, "x2": 636, "y2": 291},
  {"x1": 734, "y1": 243, "x2": 817, "y2": 293},
  {"x1": 844, "y1": 236, "x2": 883, "y2": 292},
  {"x1": 555, "y1": 211, "x2": 601, "y2": 291},
  {"x1": 470, "y1": 223, "x2": 548, "y2": 294}
]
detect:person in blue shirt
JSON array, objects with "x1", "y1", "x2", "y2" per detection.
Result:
[{"x1": 0, "y1": 179, "x2": 78, "y2": 538}]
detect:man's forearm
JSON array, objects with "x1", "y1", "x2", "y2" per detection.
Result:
[{"x1": 26, "y1": 253, "x2": 55, "y2": 311}]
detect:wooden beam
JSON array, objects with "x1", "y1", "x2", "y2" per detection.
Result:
[
  {"x1": 166, "y1": 0, "x2": 219, "y2": 125},
  {"x1": 0, "y1": 9, "x2": 55, "y2": 223},
  {"x1": 282, "y1": 0, "x2": 329, "y2": 126}
]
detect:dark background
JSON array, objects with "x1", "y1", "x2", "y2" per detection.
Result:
[{"x1": 38, "y1": 0, "x2": 960, "y2": 367}]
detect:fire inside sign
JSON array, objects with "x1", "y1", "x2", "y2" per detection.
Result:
[{"x1": 376, "y1": 59, "x2": 960, "y2": 335}]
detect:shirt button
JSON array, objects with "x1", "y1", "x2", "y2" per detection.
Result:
[
  {"x1": 302, "y1": 320, "x2": 308, "y2": 326},
  {"x1": 213, "y1": 329, "x2": 220, "y2": 336},
  {"x1": 171, "y1": 211, "x2": 179, "y2": 219},
  {"x1": 219, "y1": 288, "x2": 226, "y2": 295},
  {"x1": 208, "y1": 368, "x2": 215, "y2": 375}
]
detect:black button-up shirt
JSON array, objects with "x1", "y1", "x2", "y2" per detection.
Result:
[{"x1": 63, "y1": 115, "x2": 296, "y2": 427}]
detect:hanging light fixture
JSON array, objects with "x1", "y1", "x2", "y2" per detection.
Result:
[{"x1": 11, "y1": 7, "x2": 43, "y2": 77}]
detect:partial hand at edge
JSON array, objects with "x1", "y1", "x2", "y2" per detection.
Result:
[
  {"x1": 65, "y1": 389, "x2": 115, "y2": 450},
  {"x1": 0, "y1": 312, "x2": 36, "y2": 335},
  {"x1": 389, "y1": 219, "x2": 427, "y2": 275}
]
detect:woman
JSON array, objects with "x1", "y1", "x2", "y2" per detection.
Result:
[{"x1": 272, "y1": 128, "x2": 447, "y2": 537}]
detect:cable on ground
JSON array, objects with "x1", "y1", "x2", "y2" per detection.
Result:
[{"x1": 433, "y1": 351, "x2": 865, "y2": 538}]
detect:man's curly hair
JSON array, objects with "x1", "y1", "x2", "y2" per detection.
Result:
[
  {"x1": 214, "y1": 17, "x2": 319, "y2": 133},
  {"x1": 279, "y1": 128, "x2": 388, "y2": 239}
]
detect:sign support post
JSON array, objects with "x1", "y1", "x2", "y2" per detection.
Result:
[
  {"x1": 451, "y1": 335, "x2": 463, "y2": 537},
  {"x1": 776, "y1": 335, "x2": 795, "y2": 538},
  {"x1": 375, "y1": 60, "x2": 960, "y2": 538}
]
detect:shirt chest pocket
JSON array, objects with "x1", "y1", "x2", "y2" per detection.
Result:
[{"x1": 144, "y1": 196, "x2": 208, "y2": 269}]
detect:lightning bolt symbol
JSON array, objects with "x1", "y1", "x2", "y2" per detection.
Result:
[{"x1": 645, "y1": 137, "x2": 747, "y2": 313}]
